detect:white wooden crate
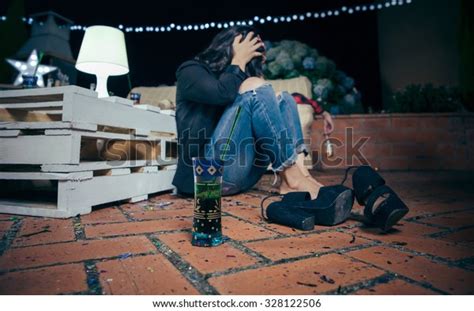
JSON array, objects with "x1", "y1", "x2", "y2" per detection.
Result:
[
  {"x1": 0, "y1": 129, "x2": 177, "y2": 165},
  {"x1": 0, "y1": 168, "x2": 176, "y2": 218},
  {"x1": 0, "y1": 85, "x2": 176, "y2": 135},
  {"x1": 0, "y1": 86, "x2": 178, "y2": 218}
]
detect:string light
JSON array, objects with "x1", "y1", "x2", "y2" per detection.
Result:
[{"x1": 0, "y1": 0, "x2": 414, "y2": 34}]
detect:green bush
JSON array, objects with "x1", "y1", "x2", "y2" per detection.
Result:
[
  {"x1": 263, "y1": 40, "x2": 364, "y2": 114},
  {"x1": 391, "y1": 84, "x2": 465, "y2": 113}
]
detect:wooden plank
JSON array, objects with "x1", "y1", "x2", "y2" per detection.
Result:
[
  {"x1": 57, "y1": 169, "x2": 175, "y2": 215},
  {"x1": 134, "y1": 104, "x2": 161, "y2": 113},
  {"x1": 0, "y1": 167, "x2": 175, "y2": 218},
  {"x1": 43, "y1": 129, "x2": 165, "y2": 141},
  {"x1": 128, "y1": 195, "x2": 148, "y2": 203},
  {"x1": 103, "y1": 96, "x2": 134, "y2": 106},
  {"x1": 94, "y1": 168, "x2": 131, "y2": 176},
  {"x1": 0, "y1": 135, "x2": 79, "y2": 164},
  {"x1": 65, "y1": 93, "x2": 176, "y2": 135},
  {"x1": 162, "y1": 164, "x2": 177, "y2": 170},
  {"x1": 0, "y1": 200, "x2": 90, "y2": 218},
  {"x1": 0, "y1": 101, "x2": 63, "y2": 109},
  {"x1": 160, "y1": 109, "x2": 176, "y2": 116},
  {"x1": 41, "y1": 160, "x2": 160, "y2": 172},
  {"x1": 133, "y1": 128, "x2": 151, "y2": 137},
  {"x1": 0, "y1": 130, "x2": 20, "y2": 137},
  {"x1": 0, "y1": 85, "x2": 97, "y2": 99},
  {"x1": 0, "y1": 171, "x2": 93, "y2": 180},
  {"x1": 0, "y1": 121, "x2": 97, "y2": 131}
]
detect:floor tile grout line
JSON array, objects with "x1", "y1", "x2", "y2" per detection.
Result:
[
  {"x1": 349, "y1": 232, "x2": 474, "y2": 271},
  {"x1": 386, "y1": 243, "x2": 474, "y2": 271},
  {"x1": 83, "y1": 260, "x2": 103, "y2": 295},
  {"x1": 404, "y1": 206, "x2": 474, "y2": 222},
  {"x1": 0, "y1": 217, "x2": 23, "y2": 256},
  {"x1": 221, "y1": 211, "x2": 286, "y2": 236},
  {"x1": 226, "y1": 239, "x2": 272, "y2": 263},
  {"x1": 146, "y1": 234, "x2": 219, "y2": 295},
  {"x1": 6, "y1": 228, "x2": 193, "y2": 250},
  {"x1": 427, "y1": 224, "x2": 474, "y2": 239},
  {"x1": 82, "y1": 216, "x2": 193, "y2": 227},
  {"x1": 340, "y1": 253, "x2": 448, "y2": 294},
  {"x1": 322, "y1": 273, "x2": 396, "y2": 295},
  {"x1": 0, "y1": 250, "x2": 158, "y2": 275},
  {"x1": 72, "y1": 215, "x2": 86, "y2": 240},
  {"x1": 204, "y1": 241, "x2": 379, "y2": 279}
]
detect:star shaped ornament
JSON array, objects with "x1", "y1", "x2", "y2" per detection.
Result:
[{"x1": 6, "y1": 49, "x2": 57, "y2": 87}]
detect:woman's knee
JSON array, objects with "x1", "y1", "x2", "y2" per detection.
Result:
[{"x1": 239, "y1": 77, "x2": 266, "y2": 93}]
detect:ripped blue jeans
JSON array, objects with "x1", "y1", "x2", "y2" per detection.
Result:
[{"x1": 205, "y1": 84, "x2": 308, "y2": 195}]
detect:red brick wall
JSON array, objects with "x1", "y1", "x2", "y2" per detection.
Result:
[{"x1": 310, "y1": 113, "x2": 474, "y2": 171}]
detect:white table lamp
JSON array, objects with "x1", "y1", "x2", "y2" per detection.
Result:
[{"x1": 75, "y1": 25, "x2": 129, "y2": 98}]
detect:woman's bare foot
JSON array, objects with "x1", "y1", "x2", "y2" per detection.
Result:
[
  {"x1": 279, "y1": 163, "x2": 322, "y2": 199},
  {"x1": 295, "y1": 153, "x2": 323, "y2": 188},
  {"x1": 279, "y1": 178, "x2": 322, "y2": 199}
]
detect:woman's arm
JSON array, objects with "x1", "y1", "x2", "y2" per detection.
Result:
[
  {"x1": 178, "y1": 32, "x2": 264, "y2": 106},
  {"x1": 177, "y1": 62, "x2": 247, "y2": 106}
]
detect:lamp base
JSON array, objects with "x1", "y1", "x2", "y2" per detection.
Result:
[{"x1": 95, "y1": 75, "x2": 109, "y2": 98}]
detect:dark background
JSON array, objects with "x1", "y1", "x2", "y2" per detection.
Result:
[{"x1": 1, "y1": 0, "x2": 386, "y2": 109}]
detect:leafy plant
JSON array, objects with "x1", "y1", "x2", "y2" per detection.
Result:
[
  {"x1": 263, "y1": 40, "x2": 363, "y2": 114},
  {"x1": 391, "y1": 84, "x2": 465, "y2": 113}
]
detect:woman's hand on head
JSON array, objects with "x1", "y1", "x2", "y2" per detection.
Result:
[{"x1": 231, "y1": 32, "x2": 264, "y2": 72}]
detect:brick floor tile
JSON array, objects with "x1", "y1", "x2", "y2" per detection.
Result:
[
  {"x1": 0, "y1": 236, "x2": 155, "y2": 271},
  {"x1": 208, "y1": 253, "x2": 384, "y2": 294},
  {"x1": 125, "y1": 195, "x2": 191, "y2": 212},
  {"x1": 85, "y1": 218, "x2": 191, "y2": 238},
  {"x1": 0, "y1": 221, "x2": 13, "y2": 235},
  {"x1": 224, "y1": 204, "x2": 323, "y2": 236},
  {"x1": 353, "y1": 279, "x2": 437, "y2": 295},
  {"x1": 225, "y1": 206, "x2": 266, "y2": 225},
  {"x1": 97, "y1": 254, "x2": 199, "y2": 294},
  {"x1": 351, "y1": 221, "x2": 440, "y2": 241},
  {"x1": 122, "y1": 203, "x2": 193, "y2": 221},
  {"x1": 347, "y1": 246, "x2": 474, "y2": 294},
  {"x1": 229, "y1": 192, "x2": 266, "y2": 207},
  {"x1": 440, "y1": 228, "x2": 474, "y2": 245},
  {"x1": 396, "y1": 237, "x2": 474, "y2": 261},
  {"x1": 158, "y1": 232, "x2": 258, "y2": 274},
  {"x1": 222, "y1": 217, "x2": 276, "y2": 241},
  {"x1": 0, "y1": 214, "x2": 16, "y2": 221},
  {"x1": 406, "y1": 201, "x2": 472, "y2": 218},
  {"x1": 263, "y1": 224, "x2": 308, "y2": 235},
  {"x1": 419, "y1": 210, "x2": 474, "y2": 229},
  {"x1": 81, "y1": 207, "x2": 128, "y2": 224},
  {"x1": 0, "y1": 263, "x2": 87, "y2": 294},
  {"x1": 245, "y1": 231, "x2": 370, "y2": 261},
  {"x1": 148, "y1": 193, "x2": 190, "y2": 205},
  {"x1": 349, "y1": 222, "x2": 473, "y2": 260},
  {"x1": 13, "y1": 218, "x2": 75, "y2": 247}
]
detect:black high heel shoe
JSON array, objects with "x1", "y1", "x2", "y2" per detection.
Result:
[
  {"x1": 352, "y1": 166, "x2": 409, "y2": 231},
  {"x1": 261, "y1": 185, "x2": 354, "y2": 230}
]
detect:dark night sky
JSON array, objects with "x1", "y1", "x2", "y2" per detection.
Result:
[{"x1": 1, "y1": 0, "x2": 383, "y2": 109}]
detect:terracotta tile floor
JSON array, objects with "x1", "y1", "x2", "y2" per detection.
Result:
[{"x1": 0, "y1": 170, "x2": 473, "y2": 295}]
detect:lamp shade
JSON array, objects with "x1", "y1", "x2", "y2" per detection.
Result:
[{"x1": 76, "y1": 25, "x2": 129, "y2": 76}]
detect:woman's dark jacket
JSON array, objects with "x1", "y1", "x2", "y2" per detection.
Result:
[{"x1": 172, "y1": 60, "x2": 248, "y2": 195}]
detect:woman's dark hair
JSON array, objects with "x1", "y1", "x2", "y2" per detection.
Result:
[{"x1": 195, "y1": 26, "x2": 265, "y2": 77}]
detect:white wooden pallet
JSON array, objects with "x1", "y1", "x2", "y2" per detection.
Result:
[
  {"x1": 0, "y1": 85, "x2": 176, "y2": 135},
  {"x1": 0, "y1": 86, "x2": 178, "y2": 217},
  {"x1": 0, "y1": 168, "x2": 176, "y2": 218},
  {"x1": 0, "y1": 129, "x2": 177, "y2": 165}
]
